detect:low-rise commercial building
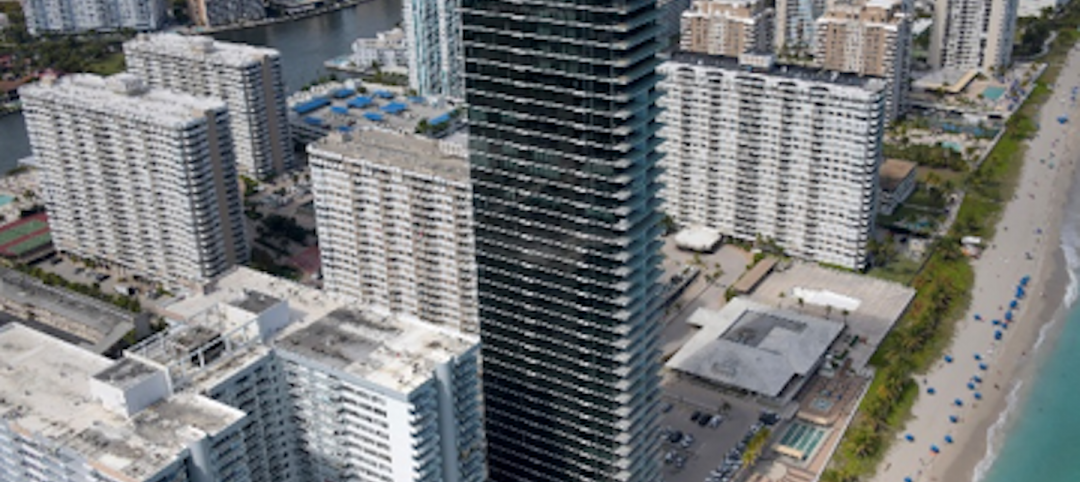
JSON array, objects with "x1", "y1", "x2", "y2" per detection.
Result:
[
  {"x1": 659, "y1": 52, "x2": 886, "y2": 270},
  {"x1": 878, "y1": 158, "x2": 917, "y2": 215}
]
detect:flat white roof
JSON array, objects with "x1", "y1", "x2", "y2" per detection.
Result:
[
  {"x1": 125, "y1": 33, "x2": 280, "y2": 68},
  {"x1": 20, "y1": 73, "x2": 226, "y2": 129},
  {"x1": 674, "y1": 226, "x2": 722, "y2": 251},
  {"x1": 0, "y1": 324, "x2": 243, "y2": 481},
  {"x1": 666, "y1": 298, "x2": 844, "y2": 397}
]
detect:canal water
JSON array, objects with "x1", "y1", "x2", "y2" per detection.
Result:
[{"x1": 0, "y1": 0, "x2": 402, "y2": 172}]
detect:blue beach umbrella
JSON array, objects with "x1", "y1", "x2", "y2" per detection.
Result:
[
  {"x1": 974, "y1": 353, "x2": 982, "y2": 361},
  {"x1": 906, "y1": 478, "x2": 913, "y2": 482},
  {"x1": 979, "y1": 363, "x2": 988, "y2": 370},
  {"x1": 974, "y1": 392, "x2": 983, "y2": 400},
  {"x1": 968, "y1": 382, "x2": 976, "y2": 390},
  {"x1": 975, "y1": 314, "x2": 983, "y2": 321},
  {"x1": 954, "y1": 398, "x2": 963, "y2": 407},
  {"x1": 905, "y1": 434, "x2": 915, "y2": 442},
  {"x1": 973, "y1": 375, "x2": 983, "y2": 383},
  {"x1": 992, "y1": 319, "x2": 1001, "y2": 326},
  {"x1": 1010, "y1": 300, "x2": 1018, "y2": 309},
  {"x1": 945, "y1": 355, "x2": 954, "y2": 363},
  {"x1": 949, "y1": 415, "x2": 959, "y2": 423},
  {"x1": 1005, "y1": 311, "x2": 1013, "y2": 322},
  {"x1": 931, "y1": 445, "x2": 941, "y2": 454},
  {"x1": 927, "y1": 387, "x2": 937, "y2": 395},
  {"x1": 1002, "y1": 323, "x2": 1009, "y2": 330}
]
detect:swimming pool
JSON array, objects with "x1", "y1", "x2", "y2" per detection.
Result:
[
  {"x1": 777, "y1": 421, "x2": 829, "y2": 461},
  {"x1": 941, "y1": 141, "x2": 963, "y2": 152},
  {"x1": 0, "y1": 195, "x2": 14, "y2": 207},
  {"x1": 983, "y1": 86, "x2": 1007, "y2": 100}
]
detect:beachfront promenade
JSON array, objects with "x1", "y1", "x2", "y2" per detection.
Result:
[{"x1": 871, "y1": 44, "x2": 1080, "y2": 482}]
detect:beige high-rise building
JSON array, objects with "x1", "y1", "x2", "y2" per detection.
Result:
[
  {"x1": 816, "y1": 0, "x2": 912, "y2": 120},
  {"x1": 930, "y1": 0, "x2": 1018, "y2": 71},
  {"x1": 681, "y1": 0, "x2": 775, "y2": 57}
]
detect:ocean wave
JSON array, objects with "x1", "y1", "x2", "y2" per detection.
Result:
[{"x1": 972, "y1": 380, "x2": 1024, "y2": 482}]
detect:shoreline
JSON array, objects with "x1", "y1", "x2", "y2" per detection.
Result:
[
  {"x1": 180, "y1": 0, "x2": 373, "y2": 35},
  {"x1": 870, "y1": 43, "x2": 1080, "y2": 482}
]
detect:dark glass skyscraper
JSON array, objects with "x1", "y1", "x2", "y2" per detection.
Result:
[{"x1": 460, "y1": 0, "x2": 666, "y2": 477}]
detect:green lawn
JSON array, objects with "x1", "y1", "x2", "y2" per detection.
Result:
[
  {"x1": 867, "y1": 257, "x2": 922, "y2": 284},
  {"x1": 86, "y1": 52, "x2": 126, "y2": 76}
]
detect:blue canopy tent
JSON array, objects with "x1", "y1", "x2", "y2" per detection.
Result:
[
  {"x1": 374, "y1": 90, "x2": 394, "y2": 99},
  {"x1": 348, "y1": 96, "x2": 373, "y2": 108},
  {"x1": 430, "y1": 113, "x2": 452, "y2": 126},
  {"x1": 381, "y1": 102, "x2": 407, "y2": 114},
  {"x1": 293, "y1": 97, "x2": 330, "y2": 114},
  {"x1": 332, "y1": 88, "x2": 355, "y2": 98},
  {"x1": 303, "y1": 116, "x2": 323, "y2": 126},
  {"x1": 330, "y1": 106, "x2": 349, "y2": 115},
  {"x1": 337, "y1": 125, "x2": 354, "y2": 132},
  {"x1": 945, "y1": 435, "x2": 954, "y2": 444},
  {"x1": 408, "y1": 96, "x2": 426, "y2": 104},
  {"x1": 364, "y1": 112, "x2": 384, "y2": 122}
]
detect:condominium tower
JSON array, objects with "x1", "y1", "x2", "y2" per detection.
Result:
[
  {"x1": 20, "y1": 0, "x2": 167, "y2": 35},
  {"x1": 462, "y1": 0, "x2": 666, "y2": 477},
  {"x1": 815, "y1": 0, "x2": 912, "y2": 120},
  {"x1": 186, "y1": 0, "x2": 267, "y2": 27},
  {"x1": 125, "y1": 34, "x2": 295, "y2": 179},
  {"x1": 309, "y1": 129, "x2": 479, "y2": 333},
  {"x1": 681, "y1": 0, "x2": 775, "y2": 57},
  {"x1": 0, "y1": 266, "x2": 487, "y2": 482},
  {"x1": 20, "y1": 74, "x2": 249, "y2": 285},
  {"x1": 659, "y1": 52, "x2": 885, "y2": 270},
  {"x1": 930, "y1": 0, "x2": 1018, "y2": 71},
  {"x1": 403, "y1": 0, "x2": 464, "y2": 99}
]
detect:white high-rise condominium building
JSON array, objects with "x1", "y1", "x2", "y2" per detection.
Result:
[
  {"x1": 815, "y1": 0, "x2": 912, "y2": 120},
  {"x1": 132, "y1": 267, "x2": 487, "y2": 482},
  {"x1": 352, "y1": 28, "x2": 409, "y2": 71},
  {"x1": 659, "y1": 52, "x2": 886, "y2": 269},
  {"x1": 0, "y1": 323, "x2": 250, "y2": 482},
  {"x1": 21, "y1": 0, "x2": 167, "y2": 35},
  {"x1": 125, "y1": 34, "x2": 295, "y2": 179},
  {"x1": 403, "y1": 0, "x2": 464, "y2": 99},
  {"x1": 930, "y1": 0, "x2": 1018, "y2": 71},
  {"x1": 681, "y1": 0, "x2": 775, "y2": 57},
  {"x1": 0, "y1": 266, "x2": 486, "y2": 482},
  {"x1": 309, "y1": 129, "x2": 478, "y2": 333},
  {"x1": 20, "y1": 73, "x2": 249, "y2": 285}
]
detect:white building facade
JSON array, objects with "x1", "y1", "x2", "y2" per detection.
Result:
[
  {"x1": 930, "y1": 0, "x2": 1018, "y2": 71},
  {"x1": 352, "y1": 28, "x2": 410, "y2": 71},
  {"x1": 403, "y1": 0, "x2": 464, "y2": 99},
  {"x1": 20, "y1": 73, "x2": 249, "y2": 285},
  {"x1": 21, "y1": 0, "x2": 167, "y2": 35},
  {"x1": 125, "y1": 34, "x2": 295, "y2": 179},
  {"x1": 309, "y1": 130, "x2": 479, "y2": 333},
  {"x1": 659, "y1": 53, "x2": 885, "y2": 269}
]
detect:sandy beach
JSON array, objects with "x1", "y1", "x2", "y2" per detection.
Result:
[{"x1": 871, "y1": 44, "x2": 1080, "y2": 482}]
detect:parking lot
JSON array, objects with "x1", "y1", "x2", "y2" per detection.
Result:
[{"x1": 659, "y1": 378, "x2": 773, "y2": 482}]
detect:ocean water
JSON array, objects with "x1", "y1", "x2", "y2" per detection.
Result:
[{"x1": 976, "y1": 158, "x2": 1080, "y2": 482}]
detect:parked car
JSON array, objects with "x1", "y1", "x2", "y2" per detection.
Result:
[{"x1": 691, "y1": 411, "x2": 702, "y2": 422}]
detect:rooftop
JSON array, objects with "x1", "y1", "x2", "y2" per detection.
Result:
[
  {"x1": 0, "y1": 324, "x2": 243, "y2": 481},
  {"x1": 310, "y1": 129, "x2": 471, "y2": 182},
  {"x1": 668, "y1": 51, "x2": 886, "y2": 90},
  {"x1": 748, "y1": 262, "x2": 915, "y2": 369},
  {"x1": 0, "y1": 266, "x2": 137, "y2": 353},
  {"x1": 666, "y1": 298, "x2": 844, "y2": 397},
  {"x1": 20, "y1": 73, "x2": 226, "y2": 128},
  {"x1": 276, "y1": 307, "x2": 478, "y2": 393},
  {"x1": 125, "y1": 33, "x2": 280, "y2": 67},
  {"x1": 880, "y1": 158, "x2": 917, "y2": 191}
]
